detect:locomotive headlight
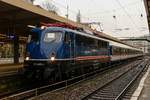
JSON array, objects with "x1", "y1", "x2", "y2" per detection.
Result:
[
  {"x1": 25, "y1": 52, "x2": 30, "y2": 61},
  {"x1": 25, "y1": 57, "x2": 30, "y2": 61},
  {"x1": 50, "y1": 56, "x2": 55, "y2": 61},
  {"x1": 50, "y1": 52, "x2": 55, "y2": 61},
  {"x1": 41, "y1": 26, "x2": 46, "y2": 30}
]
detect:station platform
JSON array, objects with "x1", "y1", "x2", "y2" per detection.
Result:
[
  {"x1": 0, "y1": 63, "x2": 23, "y2": 77},
  {"x1": 0, "y1": 58, "x2": 24, "y2": 64},
  {"x1": 130, "y1": 65, "x2": 150, "y2": 100},
  {"x1": 0, "y1": 63, "x2": 23, "y2": 72},
  {"x1": 138, "y1": 66, "x2": 150, "y2": 100},
  {"x1": 0, "y1": 58, "x2": 23, "y2": 76}
]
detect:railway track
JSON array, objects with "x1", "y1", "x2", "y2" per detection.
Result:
[
  {"x1": 82, "y1": 58, "x2": 149, "y2": 100},
  {"x1": 121, "y1": 60, "x2": 150, "y2": 100},
  {"x1": 28, "y1": 58, "x2": 145, "y2": 100},
  {"x1": 0, "y1": 58, "x2": 145, "y2": 100},
  {"x1": 0, "y1": 62, "x2": 122, "y2": 100}
]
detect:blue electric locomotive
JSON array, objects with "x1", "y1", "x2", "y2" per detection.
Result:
[{"x1": 24, "y1": 25, "x2": 110, "y2": 80}]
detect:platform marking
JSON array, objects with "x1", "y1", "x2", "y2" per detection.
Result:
[{"x1": 130, "y1": 65, "x2": 150, "y2": 100}]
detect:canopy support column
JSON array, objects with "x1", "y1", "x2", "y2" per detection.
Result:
[{"x1": 13, "y1": 35, "x2": 19, "y2": 64}]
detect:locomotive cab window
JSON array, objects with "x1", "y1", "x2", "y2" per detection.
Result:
[
  {"x1": 27, "y1": 31, "x2": 39, "y2": 42},
  {"x1": 44, "y1": 32, "x2": 62, "y2": 42}
]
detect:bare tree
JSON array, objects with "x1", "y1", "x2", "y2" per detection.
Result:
[{"x1": 41, "y1": 0, "x2": 58, "y2": 14}]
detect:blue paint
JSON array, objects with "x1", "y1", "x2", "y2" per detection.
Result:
[{"x1": 26, "y1": 27, "x2": 110, "y2": 60}]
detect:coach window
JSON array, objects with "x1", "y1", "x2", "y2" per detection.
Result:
[
  {"x1": 94, "y1": 40, "x2": 98, "y2": 48},
  {"x1": 101, "y1": 41, "x2": 106, "y2": 48},
  {"x1": 113, "y1": 47, "x2": 117, "y2": 55},
  {"x1": 98, "y1": 40, "x2": 102, "y2": 48}
]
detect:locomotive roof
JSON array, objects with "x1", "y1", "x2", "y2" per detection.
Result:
[
  {"x1": 45, "y1": 27, "x2": 142, "y2": 52},
  {"x1": 45, "y1": 27, "x2": 110, "y2": 43}
]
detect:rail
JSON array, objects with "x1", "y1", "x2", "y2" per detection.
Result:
[
  {"x1": 82, "y1": 58, "x2": 149, "y2": 100},
  {"x1": 2, "y1": 61, "x2": 124, "y2": 100},
  {"x1": 1, "y1": 58, "x2": 143, "y2": 100},
  {"x1": 115, "y1": 62, "x2": 149, "y2": 100}
]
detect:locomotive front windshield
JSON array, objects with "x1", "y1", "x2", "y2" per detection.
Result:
[{"x1": 44, "y1": 32, "x2": 62, "y2": 42}]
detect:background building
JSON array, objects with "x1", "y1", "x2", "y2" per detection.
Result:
[{"x1": 119, "y1": 35, "x2": 150, "y2": 54}]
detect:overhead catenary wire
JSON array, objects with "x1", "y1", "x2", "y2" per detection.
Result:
[
  {"x1": 82, "y1": 0, "x2": 146, "y2": 33},
  {"x1": 51, "y1": 0, "x2": 91, "y2": 21},
  {"x1": 44, "y1": 0, "x2": 142, "y2": 24},
  {"x1": 83, "y1": 0, "x2": 141, "y2": 15},
  {"x1": 34, "y1": 0, "x2": 148, "y2": 35},
  {"x1": 115, "y1": 0, "x2": 141, "y2": 34}
]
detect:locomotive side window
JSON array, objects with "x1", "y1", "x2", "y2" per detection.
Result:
[
  {"x1": 75, "y1": 34, "x2": 109, "y2": 56},
  {"x1": 44, "y1": 32, "x2": 62, "y2": 42},
  {"x1": 64, "y1": 32, "x2": 70, "y2": 43}
]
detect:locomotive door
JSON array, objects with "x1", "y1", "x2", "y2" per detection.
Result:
[
  {"x1": 64, "y1": 32, "x2": 75, "y2": 64},
  {"x1": 69, "y1": 32, "x2": 75, "y2": 64}
]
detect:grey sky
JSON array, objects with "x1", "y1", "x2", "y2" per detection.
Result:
[{"x1": 34, "y1": 0, "x2": 149, "y2": 38}]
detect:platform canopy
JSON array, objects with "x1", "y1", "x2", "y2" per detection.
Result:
[
  {"x1": 0, "y1": 0, "x2": 96, "y2": 37},
  {"x1": 144, "y1": 0, "x2": 150, "y2": 31},
  {"x1": 0, "y1": 0, "x2": 60, "y2": 37},
  {"x1": 0, "y1": 0, "x2": 135, "y2": 46}
]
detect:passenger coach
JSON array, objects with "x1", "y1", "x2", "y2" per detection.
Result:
[{"x1": 109, "y1": 41, "x2": 143, "y2": 62}]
